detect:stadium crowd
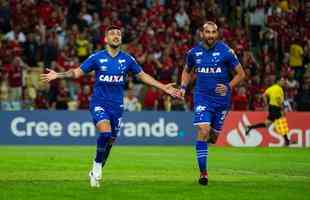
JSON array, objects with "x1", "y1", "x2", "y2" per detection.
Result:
[{"x1": 0, "y1": 0, "x2": 309, "y2": 111}]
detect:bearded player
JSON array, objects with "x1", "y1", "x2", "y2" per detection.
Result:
[{"x1": 180, "y1": 21, "x2": 245, "y2": 185}]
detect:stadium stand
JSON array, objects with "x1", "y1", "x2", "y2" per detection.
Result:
[{"x1": 0, "y1": 0, "x2": 309, "y2": 111}]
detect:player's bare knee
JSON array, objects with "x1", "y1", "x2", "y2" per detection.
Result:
[
  {"x1": 96, "y1": 120, "x2": 112, "y2": 132},
  {"x1": 197, "y1": 125, "x2": 211, "y2": 141}
]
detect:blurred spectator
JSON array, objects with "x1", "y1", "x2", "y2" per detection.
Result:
[
  {"x1": 143, "y1": 86, "x2": 159, "y2": 110},
  {"x1": 23, "y1": 86, "x2": 36, "y2": 110},
  {"x1": 0, "y1": 79, "x2": 10, "y2": 110},
  {"x1": 23, "y1": 33, "x2": 39, "y2": 67},
  {"x1": 175, "y1": 7, "x2": 190, "y2": 30},
  {"x1": 248, "y1": 3, "x2": 266, "y2": 47},
  {"x1": 124, "y1": 89, "x2": 141, "y2": 111},
  {"x1": 285, "y1": 70, "x2": 299, "y2": 109},
  {"x1": 76, "y1": 31, "x2": 91, "y2": 62},
  {"x1": 35, "y1": 88, "x2": 49, "y2": 109},
  {"x1": 232, "y1": 86, "x2": 248, "y2": 110},
  {"x1": 163, "y1": 95, "x2": 172, "y2": 111},
  {"x1": 43, "y1": 36, "x2": 58, "y2": 66},
  {"x1": 3, "y1": 25, "x2": 26, "y2": 43},
  {"x1": 155, "y1": 51, "x2": 176, "y2": 84},
  {"x1": 54, "y1": 80, "x2": 69, "y2": 110},
  {"x1": 0, "y1": 0, "x2": 308, "y2": 111},
  {"x1": 289, "y1": 39, "x2": 304, "y2": 82},
  {"x1": 252, "y1": 94, "x2": 265, "y2": 111},
  {"x1": 77, "y1": 85, "x2": 91, "y2": 109},
  {"x1": 295, "y1": 83, "x2": 310, "y2": 111},
  {"x1": 7, "y1": 56, "x2": 26, "y2": 101},
  {"x1": 171, "y1": 98, "x2": 186, "y2": 111}
]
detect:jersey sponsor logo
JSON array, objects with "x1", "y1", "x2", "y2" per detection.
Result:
[
  {"x1": 99, "y1": 75, "x2": 124, "y2": 82},
  {"x1": 197, "y1": 67, "x2": 222, "y2": 73},
  {"x1": 226, "y1": 114, "x2": 263, "y2": 147},
  {"x1": 99, "y1": 58, "x2": 108, "y2": 63},
  {"x1": 195, "y1": 52, "x2": 203, "y2": 56}
]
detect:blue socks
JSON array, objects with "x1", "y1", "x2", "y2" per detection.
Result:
[
  {"x1": 196, "y1": 141, "x2": 208, "y2": 173},
  {"x1": 95, "y1": 132, "x2": 112, "y2": 163},
  {"x1": 101, "y1": 140, "x2": 113, "y2": 167}
]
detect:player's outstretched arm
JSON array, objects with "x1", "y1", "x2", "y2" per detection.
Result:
[
  {"x1": 40, "y1": 68, "x2": 84, "y2": 83},
  {"x1": 137, "y1": 71, "x2": 181, "y2": 99}
]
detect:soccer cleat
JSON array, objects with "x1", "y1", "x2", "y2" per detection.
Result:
[
  {"x1": 198, "y1": 172, "x2": 208, "y2": 186},
  {"x1": 284, "y1": 135, "x2": 290, "y2": 146},
  {"x1": 89, "y1": 171, "x2": 100, "y2": 188}
]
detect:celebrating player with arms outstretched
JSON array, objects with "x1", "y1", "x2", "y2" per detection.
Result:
[
  {"x1": 40, "y1": 25, "x2": 181, "y2": 187},
  {"x1": 180, "y1": 21, "x2": 245, "y2": 186}
]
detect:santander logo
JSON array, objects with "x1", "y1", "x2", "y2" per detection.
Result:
[{"x1": 227, "y1": 114, "x2": 263, "y2": 147}]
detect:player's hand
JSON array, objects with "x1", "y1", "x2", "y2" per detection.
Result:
[
  {"x1": 215, "y1": 84, "x2": 228, "y2": 96},
  {"x1": 40, "y1": 68, "x2": 57, "y2": 83},
  {"x1": 163, "y1": 83, "x2": 182, "y2": 99}
]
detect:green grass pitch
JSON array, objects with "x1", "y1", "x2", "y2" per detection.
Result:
[{"x1": 0, "y1": 146, "x2": 309, "y2": 200}]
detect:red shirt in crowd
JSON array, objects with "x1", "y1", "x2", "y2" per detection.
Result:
[
  {"x1": 143, "y1": 87, "x2": 160, "y2": 109},
  {"x1": 232, "y1": 94, "x2": 248, "y2": 110},
  {"x1": 8, "y1": 65, "x2": 22, "y2": 87}
]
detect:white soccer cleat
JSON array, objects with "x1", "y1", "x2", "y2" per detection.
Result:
[{"x1": 89, "y1": 171, "x2": 100, "y2": 188}]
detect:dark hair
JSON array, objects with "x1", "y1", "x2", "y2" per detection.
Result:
[{"x1": 105, "y1": 25, "x2": 121, "y2": 33}]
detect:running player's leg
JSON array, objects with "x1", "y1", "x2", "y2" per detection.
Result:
[
  {"x1": 269, "y1": 108, "x2": 290, "y2": 146},
  {"x1": 194, "y1": 108, "x2": 213, "y2": 186},
  {"x1": 209, "y1": 109, "x2": 228, "y2": 144},
  {"x1": 101, "y1": 115, "x2": 122, "y2": 168},
  {"x1": 245, "y1": 107, "x2": 273, "y2": 135},
  {"x1": 101, "y1": 137, "x2": 115, "y2": 168},
  {"x1": 245, "y1": 122, "x2": 267, "y2": 135},
  {"x1": 89, "y1": 105, "x2": 113, "y2": 187},
  {"x1": 207, "y1": 128, "x2": 220, "y2": 144}
]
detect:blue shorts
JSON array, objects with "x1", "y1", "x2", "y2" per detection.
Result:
[
  {"x1": 193, "y1": 103, "x2": 229, "y2": 133},
  {"x1": 89, "y1": 102, "x2": 123, "y2": 137}
]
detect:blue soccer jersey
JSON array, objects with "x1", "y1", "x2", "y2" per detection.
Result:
[
  {"x1": 185, "y1": 41, "x2": 240, "y2": 131},
  {"x1": 80, "y1": 50, "x2": 142, "y2": 105},
  {"x1": 80, "y1": 50, "x2": 142, "y2": 134}
]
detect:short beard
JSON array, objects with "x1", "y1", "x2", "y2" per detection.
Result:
[
  {"x1": 109, "y1": 44, "x2": 120, "y2": 49},
  {"x1": 204, "y1": 39, "x2": 215, "y2": 47}
]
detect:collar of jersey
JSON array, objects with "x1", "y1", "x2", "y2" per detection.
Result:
[
  {"x1": 198, "y1": 41, "x2": 218, "y2": 51},
  {"x1": 104, "y1": 49, "x2": 121, "y2": 58}
]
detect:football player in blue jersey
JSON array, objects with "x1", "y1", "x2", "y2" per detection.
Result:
[
  {"x1": 41, "y1": 25, "x2": 181, "y2": 187},
  {"x1": 180, "y1": 21, "x2": 245, "y2": 186}
]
